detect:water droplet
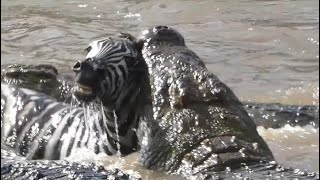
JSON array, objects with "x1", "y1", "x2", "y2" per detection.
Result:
[
  {"x1": 184, "y1": 153, "x2": 193, "y2": 161},
  {"x1": 230, "y1": 136, "x2": 236, "y2": 142},
  {"x1": 202, "y1": 138, "x2": 211, "y2": 147},
  {"x1": 78, "y1": 4, "x2": 88, "y2": 8},
  {"x1": 195, "y1": 120, "x2": 199, "y2": 126},
  {"x1": 252, "y1": 142, "x2": 258, "y2": 150}
]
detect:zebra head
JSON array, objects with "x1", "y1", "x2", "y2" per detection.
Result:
[{"x1": 72, "y1": 37, "x2": 144, "y2": 110}]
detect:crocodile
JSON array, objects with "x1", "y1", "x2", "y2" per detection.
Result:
[{"x1": 1, "y1": 64, "x2": 74, "y2": 103}]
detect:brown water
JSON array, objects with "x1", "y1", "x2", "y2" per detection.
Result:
[{"x1": 1, "y1": 0, "x2": 319, "y2": 179}]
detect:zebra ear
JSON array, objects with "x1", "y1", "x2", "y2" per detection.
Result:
[
  {"x1": 84, "y1": 45, "x2": 92, "y2": 54},
  {"x1": 119, "y1": 32, "x2": 136, "y2": 41},
  {"x1": 119, "y1": 32, "x2": 143, "y2": 52}
]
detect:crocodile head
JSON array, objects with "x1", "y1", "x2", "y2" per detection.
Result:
[
  {"x1": 138, "y1": 25, "x2": 185, "y2": 46},
  {"x1": 1, "y1": 64, "x2": 60, "y2": 96}
]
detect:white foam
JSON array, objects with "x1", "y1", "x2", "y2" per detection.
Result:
[
  {"x1": 258, "y1": 124, "x2": 319, "y2": 172},
  {"x1": 258, "y1": 124, "x2": 318, "y2": 138}
]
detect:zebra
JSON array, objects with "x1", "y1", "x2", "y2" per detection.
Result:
[{"x1": 1, "y1": 36, "x2": 146, "y2": 160}]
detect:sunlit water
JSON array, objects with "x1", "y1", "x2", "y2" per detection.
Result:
[{"x1": 1, "y1": 0, "x2": 319, "y2": 179}]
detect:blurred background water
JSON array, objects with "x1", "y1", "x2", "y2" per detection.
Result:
[{"x1": 1, "y1": 0, "x2": 319, "y2": 179}]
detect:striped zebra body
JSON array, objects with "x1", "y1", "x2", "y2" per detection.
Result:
[{"x1": 1, "y1": 83, "x2": 139, "y2": 160}]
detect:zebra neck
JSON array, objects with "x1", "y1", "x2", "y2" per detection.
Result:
[
  {"x1": 100, "y1": 73, "x2": 142, "y2": 132},
  {"x1": 99, "y1": 106, "x2": 139, "y2": 154},
  {"x1": 97, "y1": 72, "x2": 143, "y2": 154},
  {"x1": 101, "y1": 108, "x2": 122, "y2": 129}
]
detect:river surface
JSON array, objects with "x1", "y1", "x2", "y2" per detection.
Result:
[{"x1": 1, "y1": 0, "x2": 319, "y2": 179}]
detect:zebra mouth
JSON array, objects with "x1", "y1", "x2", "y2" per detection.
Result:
[
  {"x1": 76, "y1": 83, "x2": 93, "y2": 95},
  {"x1": 73, "y1": 83, "x2": 96, "y2": 101}
]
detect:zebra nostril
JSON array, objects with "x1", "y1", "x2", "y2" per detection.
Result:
[
  {"x1": 72, "y1": 61, "x2": 82, "y2": 72},
  {"x1": 73, "y1": 60, "x2": 98, "y2": 86}
]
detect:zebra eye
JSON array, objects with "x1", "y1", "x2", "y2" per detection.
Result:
[{"x1": 124, "y1": 56, "x2": 137, "y2": 68}]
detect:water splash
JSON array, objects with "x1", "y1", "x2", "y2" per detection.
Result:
[
  {"x1": 113, "y1": 111, "x2": 122, "y2": 157},
  {"x1": 82, "y1": 103, "x2": 90, "y2": 130},
  {"x1": 100, "y1": 102, "x2": 125, "y2": 167},
  {"x1": 68, "y1": 96, "x2": 76, "y2": 128}
]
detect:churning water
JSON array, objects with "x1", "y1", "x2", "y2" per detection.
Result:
[{"x1": 1, "y1": 0, "x2": 319, "y2": 179}]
